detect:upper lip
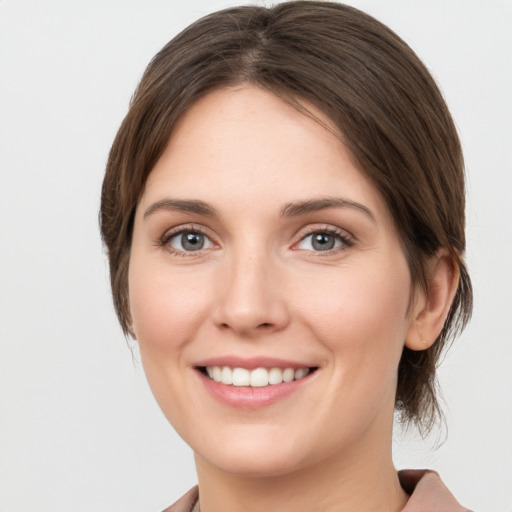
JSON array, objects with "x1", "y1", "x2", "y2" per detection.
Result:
[{"x1": 193, "y1": 356, "x2": 316, "y2": 370}]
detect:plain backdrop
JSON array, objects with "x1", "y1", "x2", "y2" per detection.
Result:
[{"x1": 0, "y1": 1, "x2": 511, "y2": 511}]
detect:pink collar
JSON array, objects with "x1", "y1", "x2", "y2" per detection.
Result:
[{"x1": 399, "y1": 469, "x2": 472, "y2": 511}]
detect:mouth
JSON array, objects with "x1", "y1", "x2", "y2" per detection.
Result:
[
  {"x1": 194, "y1": 357, "x2": 319, "y2": 408},
  {"x1": 198, "y1": 365, "x2": 317, "y2": 387}
]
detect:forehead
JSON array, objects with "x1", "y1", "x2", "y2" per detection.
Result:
[{"x1": 140, "y1": 85, "x2": 390, "y2": 223}]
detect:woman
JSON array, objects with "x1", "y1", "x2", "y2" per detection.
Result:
[{"x1": 100, "y1": 2, "x2": 473, "y2": 510}]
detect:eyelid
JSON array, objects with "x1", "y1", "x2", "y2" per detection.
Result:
[
  {"x1": 292, "y1": 224, "x2": 355, "y2": 252},
  {"x1": 159, "y1": 223, "x2": 218, "y2": 254},
  {"x1": 157, "y1": 222, "x2": 354, "y2": 255}
]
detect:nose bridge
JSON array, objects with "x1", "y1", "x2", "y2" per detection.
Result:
[{"x1": 213, "y1": 240, "x2": 288, "y2": 335}]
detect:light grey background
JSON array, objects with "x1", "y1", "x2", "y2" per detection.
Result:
[{"x1": 0, "y1": 1, "x2": 510, "y2": 511}]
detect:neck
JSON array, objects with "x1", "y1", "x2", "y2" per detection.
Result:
[{"x1": 194, "y1": 426, "x2": 408, "y2": 512}]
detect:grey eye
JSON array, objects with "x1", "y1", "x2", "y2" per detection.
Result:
[
  {"x1": 169, "y1": 231, "x2": 213, "y2": 252},
  {"x1": 296, "y1": 232, "x2": 344, "y2": 252},
  {"x1": 311, "y1": 233, "x2": 336, "y2": 251}
]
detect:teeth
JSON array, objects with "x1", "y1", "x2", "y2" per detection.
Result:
[
  {"x1": 250, "y1": 368, "x2": 269, "y2": 387},
  {"x1": 221, "y1": 366, "x2": 233, "y2": 385},
  {"x1": 294, "y1": 368, "x2": 309, "y2": 380},
  {"x1": 232, "y1": 367, "x2": 250, "y2": 386},
  {"x1": 205, "y1": 366, "x2": 312, "y2": 387},
  {"x1": 268, "y1": 367, "x2": 283, "y2": 385},
  {"x1": 212, "y1": 366, "x2": 222, "y2": 382},
  {"x1": 283, "y1": 368, "x2": 295, "y2": 382}
]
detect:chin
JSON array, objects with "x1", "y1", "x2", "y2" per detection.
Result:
[
  {"x1": 203, "y1": 449, "x2": 307, "y2": 478},
  {"x1": 191, "y1": 426, "x2": 324, "y2": 478}
]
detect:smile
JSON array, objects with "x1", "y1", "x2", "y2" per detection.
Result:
[
  {"x1": 204, "y1": 366, "x2": 312, "y2": 387},
  {"x1": 195, "y1": 357, "x2": 319, "y2": 408}
]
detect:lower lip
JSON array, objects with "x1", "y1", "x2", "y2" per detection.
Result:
[{"x1": 197, "y1": 370, "x2": 314, "y2": 409}]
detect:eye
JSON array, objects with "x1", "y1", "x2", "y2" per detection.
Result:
[
  {"x1": 295, "y1": 230, "x2": 350, "y2": 252},
  {"x1": 166, "y1": 230, "x2": 214, "y2": 252}
]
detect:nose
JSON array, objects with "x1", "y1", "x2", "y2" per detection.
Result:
[{"x1": 212, "y1": 249, "x2": 290, "y2": 337}]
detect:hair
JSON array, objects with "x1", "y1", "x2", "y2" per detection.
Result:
[{"x1": 100, "y1": 1, "x2": 472, "y2": 433}]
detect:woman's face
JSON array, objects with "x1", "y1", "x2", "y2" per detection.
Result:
[{"x1": 129, "y1": 86, "x2": 418, "y2": 476}]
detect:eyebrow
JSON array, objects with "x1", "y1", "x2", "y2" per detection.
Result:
[
  {"x1": 280, "y1": 197, "x2": 376, "y2": 222},
  {"x1": 143, "y1": 199, "x2": 219, "y2": 219},
  {"x1": 143, "y1": 196, "x2": 375, "y2": 222}
]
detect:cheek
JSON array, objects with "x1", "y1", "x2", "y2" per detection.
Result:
[
  {"x1": 297, "y1": 259, "x2": 412, "y2": 371},
  {"x1": 127, "y1": 259, "x2": 212, "y2": 431},
  {"x1": 128, "y1": 259, "x2": 211, "y2": 354},
  {"x1": 289, "y1": 260, "x2": 413, "y2": 446}
]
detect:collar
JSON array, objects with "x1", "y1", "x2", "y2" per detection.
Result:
[{"x1": 399, "y1": 469, "x2": 472, "y2": 511}]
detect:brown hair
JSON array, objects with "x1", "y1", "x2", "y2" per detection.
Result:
[{"x1": 100, "y1": 1, "x2": 472, "y2": 432}]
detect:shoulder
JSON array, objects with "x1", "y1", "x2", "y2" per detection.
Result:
[
  {"x1": 399, "y1": 469, "x2": 474, "y2": 511},
  {"x1": 161, "y1": 486, "x2": 199, "y2": 512}
]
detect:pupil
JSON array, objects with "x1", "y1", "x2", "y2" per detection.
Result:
[
  {"x1": 182, "y1": 232, "x2": 204, "y2": 251},
  {"x1": 312, "y1": 233, "x2": 334, "y2": 251}
]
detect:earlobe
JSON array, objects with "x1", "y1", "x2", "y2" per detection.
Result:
[{"x1": 405, "y1": 250, "x2": 460, "y2": 351}]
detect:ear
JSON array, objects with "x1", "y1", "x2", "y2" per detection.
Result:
[{"x1": 405, "y1": 250, "x2": 460, "y2": 351}]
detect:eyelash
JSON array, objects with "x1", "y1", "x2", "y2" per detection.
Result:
[
  {"x1": 293, "y1": 226, "x2": 354, "y2": 255},
  {"x1": 158, "y1": 224, "x2": 354, "y2": 256},
  {"x1": 159, "y1": 224, "x2": 214, "y2": 257}
]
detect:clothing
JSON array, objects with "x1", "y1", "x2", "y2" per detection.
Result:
[
  {"x1": 162, "y1": 469, "x2": 472, "y2": 512},
  {"x1": 398, "y1": 469, "x2": 472, "y2": 511},
  {"x1": 162, "y1": 486, "x2": 199, "y2": 512}
]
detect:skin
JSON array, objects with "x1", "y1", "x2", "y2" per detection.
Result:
[{"x1": 128, "y1": 86, "x2": 457, "y2": 512}]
